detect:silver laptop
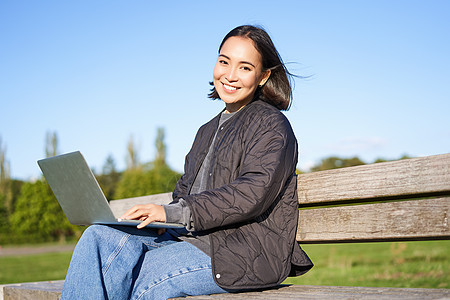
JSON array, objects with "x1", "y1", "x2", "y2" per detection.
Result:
[{"x1": 38, "y1": 151, "x2": 184, "y2": 229}]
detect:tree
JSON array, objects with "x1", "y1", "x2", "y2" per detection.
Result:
[
  {"x1": 310, "y1": 156, "x2": 365, "y2": 172},
  {"x1": 309, "y1": 154, "x2": 414, "y2": 172},
  {"x1": 0, "y1": 137, "x2": 10, "y2": 187},
  {"x1": 45, "y1": 131, "x2": 59, "y2": 158},
  {"x1": 10, "y1": 180, "x2": 79, "y2": 242},
  {"x1": 114, "y1": 167, "x2": 152, "y2": 199},
  {"x1": 0, "y1": 193, "x2": 8, "y2": 237},
  {"x1": 0, "y1": 137, "x2": 13, "y2": 214},
  {"x1": 115, "y1": 128, "x2": 181, "y2": 199},
  {"x1": 126, "y1": 135, "x2": 140, "y2": 169},
  {"x1": 154, "y1": 127, "x2": 166, "y2": 167},
  {"x1": 97, "y1": 154, "x2": 121, "y2": 200},
  {"x1": 148, "y1": 128, "x2": 181, "y2": 194},
  {"x1": 374, "y1": 154, "x2": 412, "y2": 164},
  {"x1": 0, "y1": 137, "x2": 11, "y2": 195}
]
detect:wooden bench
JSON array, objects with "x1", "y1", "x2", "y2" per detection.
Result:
[{"x1": 2, "y1": 153, "x2": 449, "y2": 299}]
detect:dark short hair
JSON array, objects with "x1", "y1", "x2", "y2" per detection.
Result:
[{"x1": 208, "y1": 25, "x2": 293, "y2": 111}]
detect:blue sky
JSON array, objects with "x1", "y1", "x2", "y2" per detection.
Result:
[{"x1": 1, "y1": 0, "x2": 449, "y2": 180}]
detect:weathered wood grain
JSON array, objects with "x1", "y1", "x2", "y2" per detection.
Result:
[
  {"x1": 297, "y1": 197, "x2": 450, "y2": 243},
  {"x1": 2, "y1": 281, "x2": 63, "y2": 300},
  {"x1": 298, "y1": 153, "x2": 450, "y2": 205},
  {"x1": 171, "y1": 284, "x2": 450, "y2": 299},
  {"x1": 4, "y1": 283, "x2": 449, "y2": 300}
]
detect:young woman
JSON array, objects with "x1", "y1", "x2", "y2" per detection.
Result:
[{"x1": 61, "y1": 25, "x2": 313, "y2": 300}]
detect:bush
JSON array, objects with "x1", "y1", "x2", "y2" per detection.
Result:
[{"x1": 9, "y1": 180, "x2": 81, "y2": 243}]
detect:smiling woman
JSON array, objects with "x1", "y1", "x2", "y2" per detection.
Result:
[
  {"x1": 60, "y1": 25, "x2": 313, "y2": 300},
  {"x1": 212, "y1": 36, "x2": 271, "y2": 113},
  {"x1": 208, "y1": 25, "x2": 294, "y2": 112}
]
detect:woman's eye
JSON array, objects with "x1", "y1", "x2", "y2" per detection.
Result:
[
  {"x1": 241, "y1": 66, "x2": 251, "y2": 71},
  {"x1": 219, "y1": 60, "x2": 228, "y2": 65}
]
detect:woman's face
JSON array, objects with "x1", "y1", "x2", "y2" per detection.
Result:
[{"x1": 213, "y1": 36, "x2": 271, "y2": 113}]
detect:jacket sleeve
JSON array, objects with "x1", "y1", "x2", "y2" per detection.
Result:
[
  {"x1": 163, "y1": 199, "x2": 195, "y2": 230},
  {"x1": 184, "y1": 114, "x2": 298, "y2": 231}
]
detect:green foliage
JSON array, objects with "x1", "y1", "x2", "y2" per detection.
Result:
[
  {"x1": 96, "y1": 154, "x2": 121, "y2": 200},
  {"x1": 310, "y1": 156, "x2": 365, "y2": 172},
  {"x1": 9, "y1": 180, "x2": 80, "y2": 243},
  {"x1": 114, "y1": 167, "x2": 152, "y2": 199},
  {"x1": 374, "y1": 154, "x2": 412, "y2": 163},
  {"x1": 0, "y1": 136, "x2": 10, "y2": 184},
  {"x1": 0, "y1": 193, "x2": 8, "y2": 233},
  {"x1": 0, "y1": 180, "x2": 25, "y2": 244},
  {"x1": 308, "y1": 154, "x2": 414, "y2": 172},
  {"x1": 114, "y1": 165, "x2": 180, "y2": 199},
  {"x1": 114, "y1": 127, "x2": 181, "y2": 199},
  {"x1": 0, "y1": 128, "x2": 183, "y2": 245},
  {"x1": 148, "y1": 163, "x2": 182, "y2": 194},
  {"x1": 126, "y1": 135, "x2": 140, "y2": 169},
  {"x1": 4, "y1": 179, "x2": 24, "y2": 215},
  {"x1": 154, "y1": 127, "x2": 166, "y2": 166},
  {"x1": 45, "y1": 131, "x2": 59, "y2": 158}
]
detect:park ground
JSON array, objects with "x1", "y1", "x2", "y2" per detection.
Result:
[{"x1": 0, "y1": 240, "x2": 449, "y2": 288}]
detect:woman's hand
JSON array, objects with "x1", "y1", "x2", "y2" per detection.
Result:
[{"x1": 120, "y1": 204, "x2": 166, "y2": 229}]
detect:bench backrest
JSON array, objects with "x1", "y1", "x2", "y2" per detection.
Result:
[
  {"x1": 297, "y1": 153, "x2": 450, "y2": 243},
  {"x1": 110, "y1": 153, "x2": 450, "y2": 244}
]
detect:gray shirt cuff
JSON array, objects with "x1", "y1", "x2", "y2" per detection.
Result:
[{"x1": 163, "y1": 198, "x2": 195, "y2": 231}]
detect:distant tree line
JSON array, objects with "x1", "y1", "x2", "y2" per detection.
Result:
[
  {"x1": 306, "y1": 154, "x2": 411, "y2": 173},
  {"x1": 0, "y1": 128, "x2": 181, "y2": 245},
  {"x1": 0, "y1": 131, "x2": 411, "y2": 245}
]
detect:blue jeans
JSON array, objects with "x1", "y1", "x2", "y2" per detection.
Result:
[{"x1": 61, "y1": 225, "x2": 227, "y2": 299}]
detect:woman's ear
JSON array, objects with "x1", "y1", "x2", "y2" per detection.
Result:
[{"x1": 259, "y1": 69, "x2": 271, "y2": 87}]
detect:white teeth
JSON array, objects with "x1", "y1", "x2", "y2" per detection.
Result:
[{"x1": 223, "y1": 84, "x2": 237, "y2": 91}]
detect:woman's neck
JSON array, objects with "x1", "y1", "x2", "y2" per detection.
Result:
[{"x1": 225, "y1": 102, "x2": 249, "y2": 114}]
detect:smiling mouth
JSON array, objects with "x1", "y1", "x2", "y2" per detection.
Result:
[{"x1": 222, "y1": 83, "x2": 239, "y2": 91}]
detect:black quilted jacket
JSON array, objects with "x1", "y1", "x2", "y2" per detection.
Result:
[{"x1": 172, "y1": 99, "x2": 313, "y2": 290}]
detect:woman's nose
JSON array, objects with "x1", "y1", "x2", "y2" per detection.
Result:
[{"x1": 225, "y1": 67, "x2": 238, "y2": 82}]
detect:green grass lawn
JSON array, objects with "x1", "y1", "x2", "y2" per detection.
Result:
[
  {"x1": 0, "y1": 251, "x2": 72, "y2": 284},
  {"x1": 1, "y1": 240, "x2": 449, "y2": 288},
  {"x1": 284, "y1": 240, "x2": 449, "y2": 289}
]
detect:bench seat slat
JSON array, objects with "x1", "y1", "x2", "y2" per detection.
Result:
[
  {"x1": 297, "y1": 197, "x2": 450, "y2": 243},
  {"x1": 298, "y1": 153, "x2": 450, "y2": 205},
  {"x1": 171, "y1": 285, "x2": 450, "y2": 299},
  {"x1": 5, "y1": 282, "x2": 449, "y2": 300}
]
